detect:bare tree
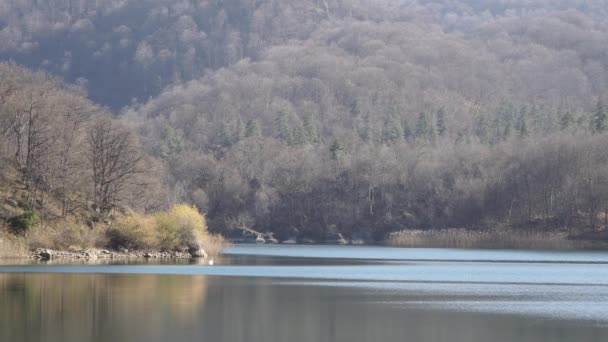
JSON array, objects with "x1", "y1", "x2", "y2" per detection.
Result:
[{"x1": 86, "y1": 118, "x2": 145, "y2": 213}]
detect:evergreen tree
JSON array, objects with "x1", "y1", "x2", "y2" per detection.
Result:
[
  {"x1": 245, "y1": 119, "x2": 261, "y2": 138},
  {"x1": 350, "y1": 98, "x2": 361, "y2": 116},
  {"x1": 275, "y1": 111, "x2": 292, "y2": 143},
  {"x1": 159, "y1": 126, "x2": 184, "y2": 159},
  {"x1": 330, "y1": 139, "x2": 346, "y2": 166},
  {"x1": 290, "y1": 125, "x2": 307, "y2": 145},
  {"x1": 357, "y1": 113, "x2": 374, "y2": 143},
  {"x1": 220, "y1": 120, "x2": 234, "y2": 146},
  {"x1": 382, "y1": 112, "x2": 402, "y2": 143},
  {"x1": 415, "y1": 112, "x2": 429, "y2": 139},
  {"x1": 516, "y1": 107, "x2": 528, "y2": 138},
  {"x1": 490, "y1": 113, "x2": 502, "y2": 145},
  {"x1": 232, "y1": 118, "x2": 245, "y2": 143},
  {"x1": 593, "y1": 100, "x2": 607, "y2": 133},
  {"x1": 403, "y1": 120, "x2": 413, "y2": 142},
  {"x1": 220, "y1": 118, "x2": 244, "y2": 146},
  {"x1": 436, "y1": 108, "x2": 447, "y2": 137},
  {"x1": 560, "y1": 112, "x2": 574, "y2": 130},
  {"x1": 303, "y1": 112, "x2": 319, "y2": 143},
  {"x1": 475, "y1": 114, "x2": 489, "y2": 144},
  {"x1": 428, "y1": 112, "x2": 437, "y2": 144}
]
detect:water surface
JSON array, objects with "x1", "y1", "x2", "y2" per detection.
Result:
[{"x1": 1, "y1": 245, "x2": 607, "y2": 342}]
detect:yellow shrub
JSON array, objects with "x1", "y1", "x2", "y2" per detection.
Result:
[
  {"x1": 110, "y1": 212, "x2": 159, "y2": 250},
  {"x1": 155, "y1": 204, "x2": 207, "y2": 251}
]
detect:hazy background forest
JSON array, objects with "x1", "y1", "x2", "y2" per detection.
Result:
[{"x1": 2, "y1": 0, "x2": 608, "y2": 243}]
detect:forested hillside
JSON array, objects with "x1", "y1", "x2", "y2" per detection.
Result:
[{"x1": 2, "y1": 0, "x2": 608, "y2": 242}]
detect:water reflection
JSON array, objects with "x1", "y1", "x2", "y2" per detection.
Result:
[
  {"x1": 0, "y1": 273, "x2": 208, "y2": 342},
  {"x1": 1, "y1": 272, "x2": 607, "y2": 342}
]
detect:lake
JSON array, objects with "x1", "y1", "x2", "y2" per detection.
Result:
[{"x1": 1, "y1": 244, "x2": 607, "y2": 342}]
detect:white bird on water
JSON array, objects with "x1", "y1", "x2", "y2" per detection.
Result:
[{"x1": 208, "y1": 258, "x2": 214, "y2": 266}]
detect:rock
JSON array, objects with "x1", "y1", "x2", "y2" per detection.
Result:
[
  {"x1": 191, "y1": 249, "x2": 207, "y2": 258},
  {"x1": 281, "y1": 239, "x2": 297, "y2": 244},
  {"x1": 325, "y1": 233, "x2": 348, "y2": 245},
  {"x1": 255, "y1": 235, "x2": 266, "y2": 244},
  {"x1": 37, "y1": 249, "x2": 53, "y2": 260},
  {"x1": 264, "y1": 233, "x2": 279, "y2": 244}
]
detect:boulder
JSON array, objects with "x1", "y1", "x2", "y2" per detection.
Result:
[
  {"x1": 265, "y1": 233, "x2": 279, "y2": 244},
  {"x1": 191, "y1": 248, "x2": 207, "y2": 258},
  {"x1": 36, "y1": 249, "x2": 53, "y2": 260}
]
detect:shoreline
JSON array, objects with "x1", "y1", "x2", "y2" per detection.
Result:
[
  {"x1": 2, "y1": 234, "x2": 607, "y2": 261},
  {"x1": 24, "y1": 248, "x2": 208, "y2": 261}
]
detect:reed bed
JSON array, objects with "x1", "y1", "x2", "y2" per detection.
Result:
[
  {"x1": 387, "y1": 228, "x2": 587, "y2": 249},
  {"x1": 0, "y1": 232, "x2": 28, "y2": 257}
]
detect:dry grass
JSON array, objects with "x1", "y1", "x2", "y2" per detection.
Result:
[
  {"x1": 22, "y1": 218, "x2": 105, "y2": 251},
  {"x1": 0, "y1": 229, "x2": 28, "y2": 257},
  {"x1": 200, "y1": 234, "x2": 230, "y2": 257},
  {"x1": 387, "y1": 228, "x2": 586, "y2": 249}
]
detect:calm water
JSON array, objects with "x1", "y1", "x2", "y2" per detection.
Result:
[{"x1": 1, "y1": 245, "x2": 608, "y2": 342}]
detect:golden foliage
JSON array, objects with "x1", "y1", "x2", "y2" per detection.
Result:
[
  {"x1": 110, "y1": 212, "x2": 159, "y2": 250},
  {"x1": 155, "y1": 204, "x2": 208, "y2": 251}
]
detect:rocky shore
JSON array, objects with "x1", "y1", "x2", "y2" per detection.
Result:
[{"x1": 30, "y1": 248, "x2": 208, "y2": 261}]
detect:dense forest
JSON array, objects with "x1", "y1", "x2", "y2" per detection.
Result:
[{"x1": 2, "y1": 0, "x2": 608, "y2": 242}]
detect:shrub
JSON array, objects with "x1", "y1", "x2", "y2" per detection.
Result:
[
  {"x1": 109, "y1": 212, "x2": 158, "y2": 250},
  {"x1": 200, "y1": 234, "x2": 229, "y2": 257},
  {"x1": 9, "y1": 209, "x2": 37, "y2": 234},
  {"x1": 155, "y1": 204, "x2": 207, "y2": 251},
  {"x1": 104, "y1": 204, "x2": 226, "y2": 255}
]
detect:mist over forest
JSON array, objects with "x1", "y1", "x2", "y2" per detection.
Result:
[{"x1": 2, "y1": 0, "x2": 608, "y2": 241}]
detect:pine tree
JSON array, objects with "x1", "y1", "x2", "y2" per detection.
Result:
[
  {"x1": 220, "y1": 120, "x2": 234, "y2": 146},
  {"x1": 490, "y1": 114, "x2": 502, "y2": 145},
  {"x1": 303, "y1": 112, "x2": 319, "y2": 143},
  {"x1": 330, "y1": 139, "x2": 346, "y2": 166},
  {"x1": 415, "y1": 112, "x2": 429, "y2": 139},
  {"x1": 245, "y1": 119, "x2": 261, "y2": 138},
  {"x1": 275, "y1": 111, "x2": 292, "y2": 143},
  {"x1": 382, "y1": 112, "x2": 402, "y2": 143},
  {"x1": 290, "y1": 125, "x2": 306, "y2": 145},
  {"x1": 475, "y1": 114, "x2": 489, "y2": 144},
  {"x1": 357, "y1": 113, "x2": 374, "y2": 143},
  {"x1": 428, "y1": 112, "x2": 437, "y2": 144},
  {"x1": 436, "y1": 108, "x2": 447, "y2": 137},
  {"x1": 232, "y1": 118, "x2": 245, "y2": 143},
  {"x1": 516, "y1": 107, "x2": 528, "y2": 138},
  {"x1": 560, "y1": 112, "x2": 574, "y2": 131},
  {"x1": 159, "y1": 126, "x2": 184, "y2": 159},
  {"x1": 593, "y1": 100, "x2": 607, "y2": 133},
  {"x1": 350, "y1": 98, "x2": 361, "y2": 116},
  {"x1": 403, "y1": 120, "x2": 413, "y2": 142}
]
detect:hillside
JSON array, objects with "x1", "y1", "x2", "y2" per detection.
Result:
[{"x1": 2, "y1": 0, "x2": 608, "y2": 243}]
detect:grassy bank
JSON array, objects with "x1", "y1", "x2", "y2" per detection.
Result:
[
  {"x1": 1, "y1": 204, "x2": 228, "y2": 258},
  {"x1": 386, "y1": 228, "x2": 599, "y2": 250},
  {"x1": 0, "y1": 232, "x2": 27, "y2": 258}
]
